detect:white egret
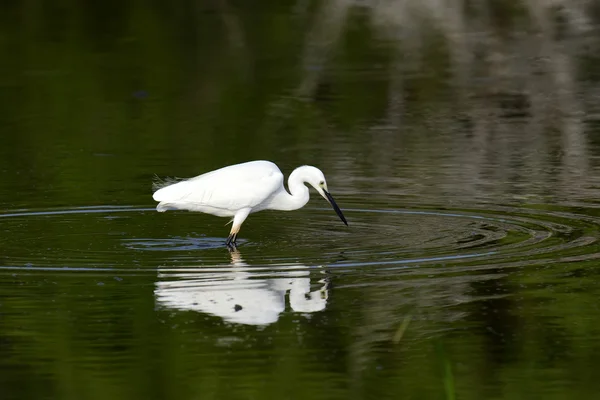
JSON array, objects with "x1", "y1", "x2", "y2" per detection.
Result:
[{"x1": 152, "y1": 160, "x2": 348, "y2": 247}]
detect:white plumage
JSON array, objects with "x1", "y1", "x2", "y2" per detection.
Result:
[{"x1": 153, "y1": 160, "x2": 347, "y2": 247}]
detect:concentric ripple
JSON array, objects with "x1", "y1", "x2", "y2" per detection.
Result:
[
  {"x1": 2, "y1": 203, "x2": 599, "y2": 326},
  {"x1": 0, "y1": 202, "x2": 599, "y2": 273}
]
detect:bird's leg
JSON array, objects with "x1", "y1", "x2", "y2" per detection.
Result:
[
  {"x1": 225, "y1": 208, "x2": 251, "y2": 248},
  {"x1": 226, "y1": 232, "x2": 238, "y2": 248},
  {"x1": 226, "y1": 239, "x2": 238, "y2": 252},
  {"x1": 226, "y1": 228, "x2": 239, "y2": 247}
]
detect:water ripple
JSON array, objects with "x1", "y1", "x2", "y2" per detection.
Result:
[{"x1": 0, "y1": 203, "x2": 598, "y2": 273}]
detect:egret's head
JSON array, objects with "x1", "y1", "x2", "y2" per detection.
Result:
[
  {"x1": 302, "y1": 166, "x2": 348, "y2": 226},
  {"x1": 302, "y1": 167, "x2": 328, "y2": 196}
]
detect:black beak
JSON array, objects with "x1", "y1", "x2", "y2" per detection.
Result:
[{"x1": 323, "y1": 190, "x2": 348, "y2": 226}]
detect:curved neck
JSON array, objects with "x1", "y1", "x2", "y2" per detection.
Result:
[{"x1": 276, "y1": 167, "x2": 311, "y2": 211}]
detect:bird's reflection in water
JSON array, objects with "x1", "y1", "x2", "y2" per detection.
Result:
[{"x1": 154, "y1": 249, "x2": 329, "y2": 325}]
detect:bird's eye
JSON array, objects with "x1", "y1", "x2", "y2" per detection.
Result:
[{"x1": 319, "y1": 181, "x2": 325, "y2": 186}]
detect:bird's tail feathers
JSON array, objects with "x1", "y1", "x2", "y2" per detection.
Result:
[{"x1": 152, "y1": 175, "x2": 185, "y2": 192}]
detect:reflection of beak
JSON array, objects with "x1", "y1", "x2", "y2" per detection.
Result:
[{"x1": 323, "y1": 190, "x2": 348, "y2": 226}]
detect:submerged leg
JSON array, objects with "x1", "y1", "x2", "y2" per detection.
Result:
[
  {"x1": 225, "y1": 233, "x2": 238, "y2": 248},
  {"x1": 226, "y1": 208, "x2": 251, "y2": 247}
]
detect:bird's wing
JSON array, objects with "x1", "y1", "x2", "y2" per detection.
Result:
[{"x1": 153, "y1": 161, "x2": 284, "y2": 211}]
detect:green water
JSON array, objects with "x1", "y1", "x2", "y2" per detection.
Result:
[{"x1": 2, "y1": 1, "x2": 600, "y2": 399}]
